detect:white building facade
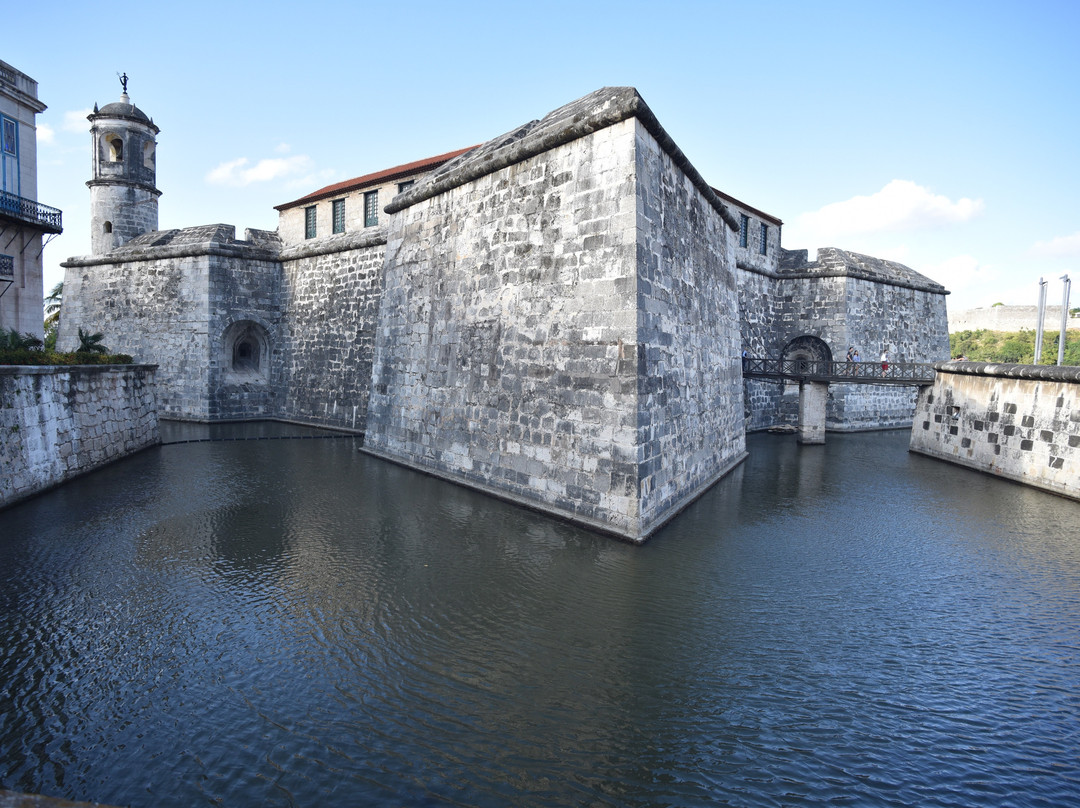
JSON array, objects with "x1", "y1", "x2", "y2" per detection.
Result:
[{"x1": 0, "y1": 59, "x2": 62, "y2": 338}]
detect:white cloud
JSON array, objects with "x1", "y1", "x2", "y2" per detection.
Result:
[
  {"x1": 917, "y1": 254, "x2": 1029, "y2": 311},
  {"x1": 285, "y1": 168, "x2": 338, "y2": 190},
  {"x1": 274, "y1": 143, "x2": 292, "y2": 154},
  {"x1": 62, "y1": 109, "x2": 93, "y2": 133},
  {"x1": 793, "y1": 180, "x2": 984, "y2": 242},
  {"x1": 205, "y1": 154, "x2": 314, "y2": 187},
  {"x1": 1031, "y1": 231, "x2": 1080, "y2": 257},
  {"x1": 921, "y1": 254, "x2": 991, "y2": 292},
  {"x1": 37, "y1": 123, "x2": 55, "y2": 144}
]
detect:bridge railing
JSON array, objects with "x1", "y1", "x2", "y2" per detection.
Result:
[{"x1": 742, "y1": 356, "x2": 935, "y2": 384}]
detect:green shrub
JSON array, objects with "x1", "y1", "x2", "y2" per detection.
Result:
[
  {"x1": 0, "y1": 349, "x2": 134, "y2": 366},
  {"x1": 0, "y1": 324, "x2": 133, "y2": 366},
  {"x1": 0, "y1": 329, "x2": 44, "y2": 351}
]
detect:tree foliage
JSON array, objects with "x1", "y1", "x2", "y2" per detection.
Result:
[
  {"x1": 43, "y1": 282, "x2": 62, "y2": 350},
  {"x1": 0, "y1": 322, "x2": 132, "y2": 365},
  {"x1": 76, "y1": 327, "x2": 108, "y2": 354},
  {"x1": 950, "y1": 329, "x2": 1080, "y2": 366}
]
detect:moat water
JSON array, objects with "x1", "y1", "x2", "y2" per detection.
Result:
[{"x1": 1, "y1": 425, "x2": 1078, "y2": 807}]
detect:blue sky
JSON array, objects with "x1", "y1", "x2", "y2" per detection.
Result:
[{"x1": 11, "y1": 0, "x2": 1080, "y2": 313}]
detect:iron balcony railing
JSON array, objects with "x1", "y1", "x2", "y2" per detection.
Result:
[
  {"x1": 0, "y1": 189, "x2": 63, "y2": 233},
  {"x1": 742, "y1": 356, "x2": 936, "y2": 385}
]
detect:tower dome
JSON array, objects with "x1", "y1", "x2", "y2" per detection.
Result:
[{"x1": 87, "y1": 80, "x2": 161, "y2": 254}]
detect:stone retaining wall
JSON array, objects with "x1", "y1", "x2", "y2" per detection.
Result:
[
  {"x1": 278, "y1": 236, "x2": 385, "y2": 431},
  {"x1": 910, "y1": 361, "x2": 1080, "y2": 500},
  {"x1": 0, "y1": 365, "x2": 159, "y2": 509}
]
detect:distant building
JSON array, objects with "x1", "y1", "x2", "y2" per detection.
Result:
[
  {"x1": 0, "y1": 59, "x2": 62, "y2": 338},
  {"x1": 949, "y1": 305, "x2": 1079, "y2": 333}
]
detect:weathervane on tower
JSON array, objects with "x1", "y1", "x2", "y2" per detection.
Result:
[{"x1": 118, "y1": 72, "x2": 129, "y2": 95}]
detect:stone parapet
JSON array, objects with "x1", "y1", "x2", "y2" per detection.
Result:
[
  {"x1": 0, "y1": 365, "x2": 159, "y2": 509},
  {"x1": 63, "y1": 224, "x2": 281, "y2": 267},
  {"x1": 278, "y1": 228, "x2": 386, "y2": 262},
  {"x1": 931, "y1": 359, "x2": 1080, "y2": 381},
  {"x1": 387, "y1": 86, "x2": 740, "y2": 231},
  {"x1": 910, "y1": 361, "x2": 1080, "y2": 500}
]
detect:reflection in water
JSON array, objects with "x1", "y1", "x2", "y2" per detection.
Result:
[{"x1": 1, "y1": 431, "x2": 1079, "y2": 806}]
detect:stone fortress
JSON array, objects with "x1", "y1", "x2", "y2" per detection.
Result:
[
  {"x1": 949, "y1": 305, "x2": 1079, "y2": 334},
  {"x1": 59, "y1": 86, "x2": 950, "y2": 541}
]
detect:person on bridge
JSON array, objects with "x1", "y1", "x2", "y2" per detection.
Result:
[
  {"x1": 846, "y1": 346, "x2": 855, "y2": 363},
  {"x1": 881, "y1": 350, "x2": 889, "y2": 376}
]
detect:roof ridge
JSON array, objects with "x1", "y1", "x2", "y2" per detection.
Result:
[{"x1": 274, "y1": 146, "x2": 477, "y2": 211}]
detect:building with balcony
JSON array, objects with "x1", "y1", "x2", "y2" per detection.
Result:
[{"x1": 0, "y1": 59, "x2": 62, "y2": 339}]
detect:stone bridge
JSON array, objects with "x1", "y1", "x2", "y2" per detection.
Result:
[{"x1": 742, "y1": 356, "x2": 937, "y2": 444}]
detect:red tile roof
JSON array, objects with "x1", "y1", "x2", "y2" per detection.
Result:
[
  {"x1": 274, "y1": 146, "x2": 477, "y2": 211},
  {"x1": 710, "y1": 187, "x2": 783, "y2": 226}
]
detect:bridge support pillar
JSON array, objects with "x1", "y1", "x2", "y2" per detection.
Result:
[{"x1": 797, "y1": 381, "x2": 828, "y2": 444}]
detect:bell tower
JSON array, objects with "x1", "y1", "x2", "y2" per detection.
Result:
[{"x1": 87, "y1": 74, "x2": 160, "y2": 254}]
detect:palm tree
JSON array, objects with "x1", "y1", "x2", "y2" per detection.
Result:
[
  {"x1": 76, "y1": 327, "x2": 107, "y2": 354},
  {"x1": 1, "y1": 328, "x2": 43, "y2": 350},
  {"x1": 43, "y1": 282, "x2": 62, "y2": 350},
  {"x1": 43, "y1": 282, "x2": 62, "y2": 327}
]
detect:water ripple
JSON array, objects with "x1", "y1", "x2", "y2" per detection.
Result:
[{"x1": 1, "y1": 432, "x2": 1079, "y2": 805}]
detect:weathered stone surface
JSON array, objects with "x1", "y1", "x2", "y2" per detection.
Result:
[
  {"x1": 910, "y1": 361, "x2": 1080, "y2": 500},
  {"x1": 278, "y1": 241, "x2": 384, "y2": 430},
  {"x1": 738, "y1": 250, "x2": 950, "y2": 433},
  {"x1": 0, "y1": 365, "x2": 159, "y2": 509},
  {"x1": 797, "y1": 381, "x2": 828, "y2": 444},
  {"x1": 88, "y1": 94, "x2": 160, "y2": 255},
  {"x1": 60, "y1": 227, "x2": 284, "y2": 423},
  {"x1": 364, "y1": 115, "x2": 745, "y2": 542}
]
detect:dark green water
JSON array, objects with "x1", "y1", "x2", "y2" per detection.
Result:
[{"x1": 1, "y1": 428, "x2": 1078, "y2": 807}]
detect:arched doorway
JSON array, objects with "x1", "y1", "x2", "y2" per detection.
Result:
[
  {"x1": 221, "y1": 319, "x2": 271, "y2": 384},
  {"x1": 780, "y1": 335, "x2": 833, "y2": 445},
  {"x1": 781, "y1": 334, "x2": 833, "y2": 375}
]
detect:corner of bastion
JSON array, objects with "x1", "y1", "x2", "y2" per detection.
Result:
[{"x1": 361, "y1": 87, "x2": 748, "y2": 542}]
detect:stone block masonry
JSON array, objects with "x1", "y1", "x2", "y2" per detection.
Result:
[
  {"x1": 57, "y1": 83, "x2": 953, "y2": 540},
  {"x1": 364, "y1": 88, "x2": 746, "y2": 541},
  {"x1": 278, "y1": 234, "x2": 386, "y2": 431},
  {"x1": 61, "y1": 226, "x2": 283, "y2": 422},
  {"x1": 739, "y1": 251, "x2": 949, "y2": 433},
  {"x1": 910, "y1": 361, "x2": 1080, "y2": 501},
  {"x1": 949, "y1": 305, "x2": 1080, "y2": 334},
  {"x1": 0, "y1": 365, "x2": 160, "y2": 509}
]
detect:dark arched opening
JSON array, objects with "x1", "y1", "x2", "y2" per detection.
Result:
[
  {"x1": 222, "y1": 319, "x2": 271, "y2": 384},
  {"x1": 781, "y1": 334, "x2": 833, "y2": 374},
  {"x1": 232, "y1": 338, "x2": 259, "y2": 372}
]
